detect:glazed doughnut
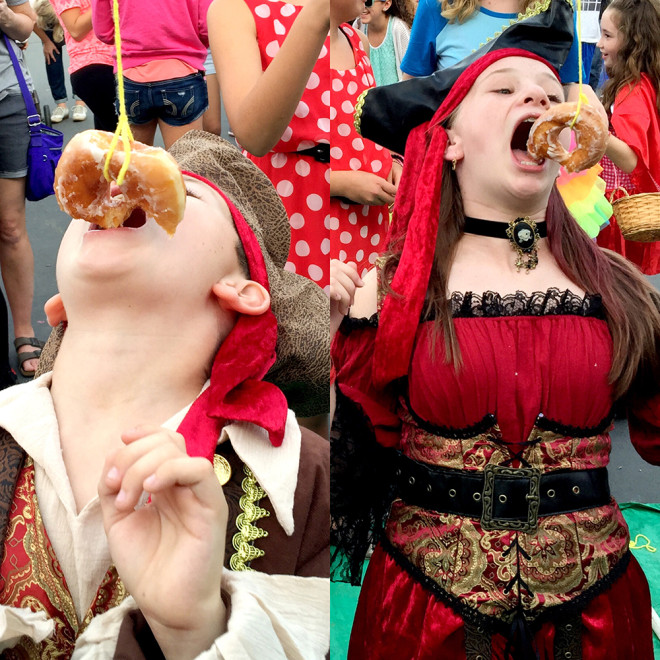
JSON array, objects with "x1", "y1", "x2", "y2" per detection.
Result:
[
  {"x1": 54, "y1": 130, "x2": 186, "y2": 235},
  {"x1": 526, "y1": 102, "x2": 608, "y2": 173}
]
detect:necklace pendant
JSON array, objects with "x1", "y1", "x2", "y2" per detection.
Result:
[{"x1": 507, "y1": 217, "x2": 540, "y2": 272}]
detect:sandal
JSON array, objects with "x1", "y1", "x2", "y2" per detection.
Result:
[{"x1": 14, "y1": 337, "x2": 46, "y2": 378}]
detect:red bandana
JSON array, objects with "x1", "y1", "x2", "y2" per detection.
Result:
[
  {"x1": 373, "y1": 49, "x2": 559, "y2": 389},
  {"x1": 177, "y1": 172, "x2": 288, "y2": 461}
]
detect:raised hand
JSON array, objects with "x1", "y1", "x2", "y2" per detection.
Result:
[
  {"x1": 98, "y1": 425, "x2": 228, "y2": 659},
  {"x1": 331, "y1": 170, "x2": 397, "y2": 206},
  {"x1": 330, "y1": 259, "x2": 363, "y2": 339},
  {"x1": 42, "y1": 39, "x2": 59, "y2": 64}
]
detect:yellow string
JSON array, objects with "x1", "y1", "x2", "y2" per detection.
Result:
[
  {"x1": 103, "y1": 0, "x2": 133, "y2": 185},
  {"x1": 630, "y1": 534, "x2": 657, "y2": 553},
  {"x1": 568, "y1": 0, "x2": 587, "y2": 129}
]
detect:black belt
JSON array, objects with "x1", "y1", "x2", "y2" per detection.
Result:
[
  {"x1": 393, "y1": 452, "x2": 611, "y2": 533},
  {"x1": 296, "y1": 143, "x2": 329, "y2": 163}
]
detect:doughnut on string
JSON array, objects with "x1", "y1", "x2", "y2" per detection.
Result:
[{"x1": 103, "y1": 0, "x2": 133, "y2": 186}]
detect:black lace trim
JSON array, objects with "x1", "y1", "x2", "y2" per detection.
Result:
[
  {"x1": 338, "y1": 312, "x2": 379, "y2": 336},
  {"x1": 339, "y1": 290, "x2": 604, "y2": 334},
  {"x1": 402, "y1": 394, "x2": 497, "y2": 439},
  {"x1": 402, "y1": 394, "x2": 615, "y2": 442},
  {"x1": 380, "y1": 534, "x2": 632, "y2": 635},
  {"x1": 535, "y1": 410, "x2": 615, "y2": 437},
  {"x1": 449, "y1": 289, "x2": 605, "y2": 320},
  {"x1": 331, "y1": 387, "x2": 396, "y2": 585}
]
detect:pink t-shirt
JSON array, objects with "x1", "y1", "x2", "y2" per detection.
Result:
[
  {"x1": 51, "y1": 0, "x2": 114, "y2": 74},
  {"x1": 91, "y1": 0, "x2": 211, "y2": 72}
]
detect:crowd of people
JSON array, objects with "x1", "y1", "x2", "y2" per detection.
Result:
[{"x1": 0, "y1": 0, "x2": 658, "y2": 657}]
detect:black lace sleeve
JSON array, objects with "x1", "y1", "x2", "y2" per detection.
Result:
[{"x1": 331, "y1": 387, "x2": 396, "y2": 585}]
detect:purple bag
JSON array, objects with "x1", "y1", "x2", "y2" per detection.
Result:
[{"x1": 4, "y1": 34, "x2": 64, "y2": 202}]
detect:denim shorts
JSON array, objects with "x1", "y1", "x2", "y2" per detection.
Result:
[
  {"x1": 118, "y1": 72, "x2": 209, "y2": 127},
  {"x1": 0, "y1": 94, "x2": 29, "y2": 178}
]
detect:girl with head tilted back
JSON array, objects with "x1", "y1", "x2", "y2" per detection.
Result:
[{"x1": 330, "y1": 46, "x2": 660, "y2": 659}]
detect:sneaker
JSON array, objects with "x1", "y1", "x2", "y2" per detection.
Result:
[
  {"x1": 72, "y1": 105, "x2": 88, "y2": 122},
  {"x1": 50, "y1": 106, "x2": 69, "y2": 123}
]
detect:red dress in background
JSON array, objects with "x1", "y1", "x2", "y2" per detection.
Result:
[
  {"x1": 597, "y1": 74, "x2": 660, "y2": 275},
  {"x1": 332, "y1": 287, "x2": 659, "y2": 659},
  {"x1": 330, "y1": 24, "x2": 392, "y2": 278},
  {"x1": 242, "y1": 0, "x2": 330, "y2": 289}
]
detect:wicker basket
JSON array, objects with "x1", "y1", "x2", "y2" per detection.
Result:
[{"x1": 610, "y1": 187, "x2": 660, "y2": 242}]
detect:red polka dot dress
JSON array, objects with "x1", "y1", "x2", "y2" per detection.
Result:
[
  {"x1": 330, "y1": 24, "x2": 392, "y2": 278},
  {"x1": 241, "y1": 0, "x2": 331, "y2": 290}
]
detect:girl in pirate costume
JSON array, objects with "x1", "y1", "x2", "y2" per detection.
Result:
[{"x1": 330, "y1": 13, "x2": 660, "y2": 659}]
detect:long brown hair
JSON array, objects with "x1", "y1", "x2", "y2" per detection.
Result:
[
  {"x1": 440, "y1": 0, "x2": 537, "y2": 23},
  {"x1": 383, "y1": 149, "x2": 660, "y2": 403},
  {"x1": 600, "y1": 0, "x2": 660, "y2": 114},
  {"x1": 385, "y1": 0, "x2": 415, "y2": 28}
]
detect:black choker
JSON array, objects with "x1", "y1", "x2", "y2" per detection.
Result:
[{"x1": 463, "y1": 216, "x2": 546, "y2": 272}]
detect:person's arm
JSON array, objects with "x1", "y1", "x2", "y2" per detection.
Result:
[
  {"x1": 98, "y1": 426, "x2": 227, "y2": 659},
  {"x1": 605, "y1": 134, "x2": 638, "y2": 174},
  {"x1": 33, "y1": 25, "x2": 60, "y2": 64},
  {"x1": 564, "y1": 83, "x2": 609, "y2": 128},
  {"x1": 329, "y1": 170, "x2": 397, "y2": 205},
  {"x1": 208, "y1": 0, "x2": 329, "y2": 157},
  {"x1": 399, "y1": 0, "x2": 443, "y2": 77},
  {"x1": 73, "y1": 572, "x2": 330, "y2": 659},
  {"x1": 608, "y1": 82, "x2": 655, "y2": 177},
  {"x1": 58, "y1": 6, "x2": 93, "y2": 42},
  {"x1": 89, "y1": 0, "x2": 114, "y2": 43},
  {"x1": 0, "y1": 0, "x2": 35, "y2": 42},
  {"x1": 330, "y1": 260, "x2": 364, "y2": 340},
  {"x1": 563, "y1": 81, "x2": 641, "y2": 174}
]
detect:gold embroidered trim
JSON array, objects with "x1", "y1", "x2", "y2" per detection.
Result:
[
  {"x1": 229, "y1": 465, "x2": 270, "y2": 571},
  {"x1": 471, "y1": 0, "x2": 571, "y2": 53},
  {"x1": 353, "y1": 89, "x2": 369, "y2": 136}
]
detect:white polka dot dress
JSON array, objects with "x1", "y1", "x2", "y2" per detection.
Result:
[
  {"x1": 330, "y1": 24, "x2": 392, "y2": 278},
  {"x1": 241, "y1": 0, "x2": 331, "y2": 290}
]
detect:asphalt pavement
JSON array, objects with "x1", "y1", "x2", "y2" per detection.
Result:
[{"x1": 11, "y1": 32, "x2": 659, "y2": 503}]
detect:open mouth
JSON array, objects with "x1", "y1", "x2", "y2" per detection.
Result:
[
  {"x1": 511, "y1": 116, "x2": 544, "y2": 166},
  {"x1": 88, "y1": 207, "x2": 148, "y2": 231}
]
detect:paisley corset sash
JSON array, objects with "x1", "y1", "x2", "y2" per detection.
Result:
[{"x1": 384, "y1": 403, "x2": 630, "y2": 625}]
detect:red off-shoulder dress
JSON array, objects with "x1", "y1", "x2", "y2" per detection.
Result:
[{"x1": 332, "y1": 288, "x2": 660, "y2": 659}]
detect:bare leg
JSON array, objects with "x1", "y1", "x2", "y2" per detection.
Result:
[
  {"x1": 203, "y1": 74, "x2": 222, "y2": 136},
  {"x1": 159, "y1": 117, "x2": 204, "y2": 150},
  {"x1": 0, "y1": 177, "x2": 37, "y2": 373},
  {"x1": 129, "y1": 119, "x2": 158, "y2": 146}
]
